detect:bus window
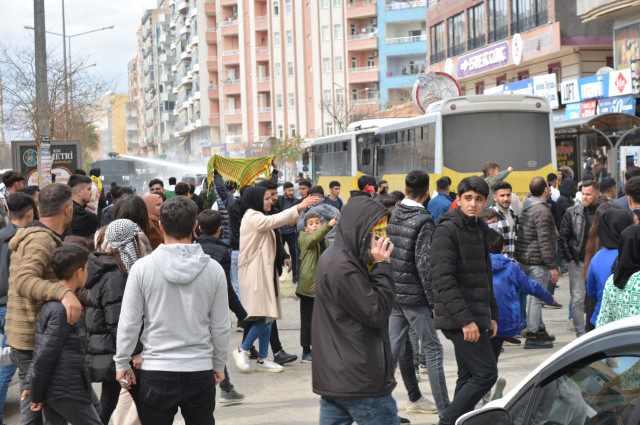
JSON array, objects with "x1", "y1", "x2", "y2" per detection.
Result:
[
  {"x1": 442, "y1": 112, "x2": 551, "y2": 173},
  {"x1": 313, "y1": 142, "x2": 351, "y2": 178},
  {"x1": 376, "y1": 123, "x2": 436, "y2": 175},
  {"x1": 385, "y1": 133, "x2": 397, "y2": 145},
  {"x1": 361, "y1": 148, "x2": 371, "y2": 165},
  {"x1": 407, "y1": 128, "x2": 416, "y2": 142}
]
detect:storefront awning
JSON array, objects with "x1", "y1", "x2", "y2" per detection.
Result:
[{"x1": 554, "y1": 113, "x2": 640, "y2": 134}]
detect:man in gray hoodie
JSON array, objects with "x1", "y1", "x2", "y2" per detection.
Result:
[{"x1": 115, "y1": 196, "x2": 230, "y2": 424}]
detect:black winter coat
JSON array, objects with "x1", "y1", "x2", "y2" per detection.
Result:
[
  {"x1": 85, "y1": 253, "x2": 127, "y2": 383},
  {"x1": 312, "y1": 196, "x2": 395, "y2": 399},
  {"x1": 559, "y1": 204, "x2": 586, "y2": 262},
  {"x1": 430, "y1": 208, "x2": 499, "y2": 331},
  {"x1": 0, "y1": 222, "x2": 19, "y2": 306},
  {"x1": 26, "y1": 301, "x2": 92, "y2": 404},
  {"x1": 197, "y1": 235, "x2": 247, "y2": 321},
  {"x1": 387, "y1": 202, "x2": 435, "y2": 307},
  {"x1": 215, "y1": 197, "x2": 231, "y2": 240},
  {"x1": 514, "y1": 195, "x2": 557, "y2": 268}
]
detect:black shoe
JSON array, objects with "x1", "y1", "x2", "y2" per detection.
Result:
[
  {"x1": 543, "y1": 301, "x2": 563, "y2": 309},
  {"x1": 524, "y1": 332, "x2": 553, "y2": 349},
  {"x1": 399, "y1": 417, "x2": 411, "y2": 424},
  {"x1": 273, "y1": 350, "x2": 298, "y2": 365},
  {"x1": 504, "y1": 336, "x2": 521, "y2": 346},
  {"x1": 248, "y1": 346, "x2": 259, "y2": 360},
  {"x1": 537, "y1": 328, "x2": 556, "y2": 342}
]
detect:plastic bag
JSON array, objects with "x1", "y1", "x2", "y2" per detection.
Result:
[{"x1": 279, "y1": 272, "x2": 296, "y2": 299}]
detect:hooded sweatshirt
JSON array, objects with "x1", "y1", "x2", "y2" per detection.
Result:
[
  {"x1": 296, "y1": 203, "x2": 341, "y2": 245},
  {"x1": 114, "y1": 243, "x2": 230, "y2": 373}
]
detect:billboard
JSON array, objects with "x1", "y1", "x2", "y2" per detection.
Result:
[
  {"x1": 11, "y1": 140, "x2": 82, "y2": 185},
  {"x1": 615, "y1": 22, "x2": 640, "y2": 70}
]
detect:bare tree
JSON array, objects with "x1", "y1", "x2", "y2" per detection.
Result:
[
  {"x1": 320, "y1": 99, "x2": 378, "y2": 134},
  {"x1": 0, "y1": 39, "x2": 113, "y2": 152}
]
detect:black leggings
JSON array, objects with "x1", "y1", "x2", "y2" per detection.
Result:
[{"x1": 99, "y1": 368, "x2": 141, "y2": 425}]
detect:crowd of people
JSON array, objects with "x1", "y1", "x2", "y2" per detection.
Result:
[{"x1": 0, "y1": 155, "x2": 639, "y2": 425}]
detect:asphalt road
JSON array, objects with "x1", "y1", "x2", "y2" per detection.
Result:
[{"x1": 2, "y1": 274, "x2": 577, "y2": 424}]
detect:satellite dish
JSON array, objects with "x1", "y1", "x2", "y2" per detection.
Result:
[
  {"x1": 412, "y1": 71, "x2": 461, "y2": 114},
  {"x1": 596, "y1": 66, "x2": 614, "y2": 75}
]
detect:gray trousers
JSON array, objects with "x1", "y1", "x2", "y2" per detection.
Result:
[
  {"x1": 389, "y1": 303, "x2": 449, "y2": 416},
  {"x1": 522, "y1": 264, "x2": 550, "y2": 334},
  {"x1": 568, "y1": 260, "x2": 586, "y2": 337}
]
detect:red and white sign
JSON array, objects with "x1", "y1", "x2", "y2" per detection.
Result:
[
  {"x1": 608, "y1": 69, "x2": 633, "y2": 96},
  {"x1": 580, "y1": 100, "x2": 597, "y2": 118}
]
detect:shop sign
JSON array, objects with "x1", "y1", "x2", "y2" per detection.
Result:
[
  {"x1": 565, "y1": 102, "x2": 582, "y2": 120},
  {"x1": 457, "y1": 42, "x2": 509, "y2": 78},
  {"x1": 561, "y1": 80, "x2": 580, "y2": 104},
  {"x1": 578, "y1": 75, "x2": 607, "y2": 101},
  {"x1": 608, "y1": 69, "x2": 633, "y2": 96},
  {"x1": 485, "y1": 73, "x2": 558, "y2": 109},
  {"x1": 560, "y1": 69, "x2": 633, "y2": 104},
  {"x1": 580, "y1": 100, "x2": 597, "y2": 118},
  {"x1": 597, "y1": 96, "x2": 636, "y2": 115}
]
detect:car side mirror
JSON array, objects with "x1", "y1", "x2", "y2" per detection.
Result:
[{"x1": 457, "y1": 407, "x2": 511, "y2": 425}]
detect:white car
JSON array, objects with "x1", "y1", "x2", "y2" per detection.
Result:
[{"x1": 457, "y1": 316, "x2": 640, "y2": 425}]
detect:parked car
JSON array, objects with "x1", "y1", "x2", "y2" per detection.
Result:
[{"x1": 458, "y1": 316, "x2": 640, "y2": 425}]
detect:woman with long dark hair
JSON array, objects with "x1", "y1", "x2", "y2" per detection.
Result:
[
  {"x1": 143, "y1": 194, "x2": 163, "y2": 250},
  {"x1": 232, "y1": 186, "x2": 316, "y2": 373},
  {"x1": 95, "y1": 196, "x2": 152, "y2": 256},
  {"x1": 596, "y1": 226, "x2": 640, "y2": 326}
]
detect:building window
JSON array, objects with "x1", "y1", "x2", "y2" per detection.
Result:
[
  {"x1": 273, "y1": 0, "x2": 279, "y2": 15},
  {"x1": 286, "y1": 30, "x2": 293, "y2": 45},
  {"x1": 488, "y1": 0, "x2": 508, "y2": 43},
  {"x1": 274, "y1": 32, "x2": 281, "y2": 46},
  {"x1": 289, "y1": 92, "x2": 295, "y2": 107},
  {"x1": 322, "y1": 25, "x2": 330, "y2": 41},
  {"x1": 290, "y1": 124, "x2": 296, "y2": 135},
  {"x1": 335, "y1": 56, "x2": 343, "y2": 72},
  {"x1": 285, "y1": 0, "x2": 292, "y2": 14},
  {"x1": 511, "y1": 0, "x2": 548, "y2": 34},
  {"x1": 496, "y1": 74, "x2": 507, "y2": 86},
  {"x1": 287, "y1": 61, "x2": 294, "y2": 76},
  {"x1": 321, "y1": 0, "x2": 329, "y2": 8},
  {"x1": 468, "y1": 3, "x2": 485, "y2": 51},
  {"x1": 336, "y1": 88, "x2": 344, "y2": 103},
  {"x1": 323, "y1": 57, "x2": 331, "y2": 73},
  {"x1": 475, "y1": 82, "x2": 484, "y2": 94},
  {"x1": 324, "y1": 90, "x2": 332, "y2": 104},
  {"x1": 517, "y1": 70, "x2": 529, "y2": 81},
  {"x1": 334, "y1": 24, "x2": 342, "y2": 39},
  {"x1": 548, "y1": 62, "x2": 561, "y2": 81},
  {"x1": 351, "y1": 56, "x2": 357, "y2": 68},
  {"x1": 447, "y1": 13, "x2": 465, "y2": 58},
  {"x1": 277, "y1": 125, "x2": 284, "y2": 138},
  {"x1": 606, "y1": 56, "x2": 614, "y2": 68},
  {"x1": 430, "y1": 22, "x2": 445, "y2": 64},
  {"x1": 276, "y1": 94, "x2": 283, "y2": 108},
  {"x1": 333, "y1": 0, "x2": 341, "y2": 6},
  {"x1": 275, "y1": 63, "x2": 281, "y2": 77},
  {"x1": 326, "y1": 122, "x2": 334, "y2": 135}
]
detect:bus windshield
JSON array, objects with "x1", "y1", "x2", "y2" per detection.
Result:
[{"x1": 442, "y1": 111, "x2": 551, "y2": 173}]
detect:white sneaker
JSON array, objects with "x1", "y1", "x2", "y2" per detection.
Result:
[
  {"x1": 232, "y1": 348, "x2": 251, "y2": 373},
  {"x1": 255, "y1": 359, "x2": 284, "y2": 373},
  {"x1": 406, "y1": 396, "x2": 438, "y2": 414}
]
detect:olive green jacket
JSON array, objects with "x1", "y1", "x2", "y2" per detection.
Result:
[{"x1": 297, "y1": 223, "x2": 332, "y2": 298}]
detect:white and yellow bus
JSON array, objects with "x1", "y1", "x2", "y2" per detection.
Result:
[{"x1": 312, "y1": 94, "x2": 556, "y2": 199}]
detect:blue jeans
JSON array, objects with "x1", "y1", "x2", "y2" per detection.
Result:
[
  {"x1": 319, "y1": 394, "x2": 400, "y2": 425},
  {"x1": 230, "y1": 250, "x2": 240, "y2": 301},
  {"x1": 241, "y1": 317, "x2": 271, "y2": 359},
  {"x1": 0, "y1": 307, "x2": 16, "y2": 423}
]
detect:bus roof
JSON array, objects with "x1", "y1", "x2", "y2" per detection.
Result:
[
  {"x1": 345, "y1": 117, "x2": 409, "y2": 131},
  {"x1": 439, "y1": 94, "x2": 551, "y2": 115}
]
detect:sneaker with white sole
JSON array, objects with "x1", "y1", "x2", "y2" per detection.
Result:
[
  {"x1": 406, "y1": 396, "x2": 438, "y2": 414},
  {"x1": 255, "y1": 359, "x2": 284, "y2": 373},
  {"x1": 301, "y1": 352, "x2": 312, "y2": 364},
  {"x1": 232, "y1": 348, "x2": 251, "y2": 373},
  {"x1": 219, "y1": 389, "x2": 245, "y2": 405}
]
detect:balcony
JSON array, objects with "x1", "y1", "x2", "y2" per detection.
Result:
[
  {"x1": 159, "y1": 32, "x2": 169, "y2": 45},
  {"x1": 180, "y1": 50, "x2": 192, "y2": 62},
  {"x1": 347, "y1": 0, "x2": 377, "y2": 18},
  {"x1": 160, "y1": 90, "x2": 176, "y2": 102},
  {"x1": 255, "y1": 15, "x2": 268, "y2": 30},
  {"x1": 160, "y1": 70, "x2": 176, "y2": 83},
  {"x1": 258, "y1": 107, "x2": 272, "y2": 121},
  {"x1": 225, "y1": 109, "x2": 242, "y2": 124},
  {"x1": 386, "y1": 34, "x2": 427, "y2": 44},
  {"x1": 348, "y1": 66, "x2": 379, "y2": 83},
  {"x1": 160, "y1": 52, "x2": 172, "y2": 64},
  {"x1": 257, "y1": 76, "x2": 270, "y2": 92},
  {"x1": 209, "y1": 113, "x2": 221, "y2": 126},
  {"x1": 178, "y1": 1, "x2": 189, "y2": 14},
  {"x1": 221, "y1": 19, "x2": 239, "y2": 35},
  {"x1": 205, "y1": 1, "x2": 216, "y2": 16},
  {"x1": 347, "y1": 32, "x2": 378, "y2": 51},
  {"x1": 222, "y1": 50, "x2": 240, "y2": 64},
  {"x1": 255, "y1": 46, "x2": 269, "y2": 61},
  {"x1": 208, "y1": 88, "x2": 219, "y2": 99},
  {"x1": 190, "y1": 5, "x2": 198, "y2": 19},
  {"x1": 221, "y1": 0, "x2": 237, "y2": 4},
  {"x1": 207, "y1": 57, "x2": 219, "y2": 71},
  {"x1": 206, "y1": 28, "x2": 218, "y2": 43},
  {"x1": 189, "y1": 35, "x2": 199, "y2": 46},
  {"x1": 384, "y1": 0, "x2": 426, "y2": 10},
  {"x1": 223, "y1": 79, "x2": 241, "y2": 94}
]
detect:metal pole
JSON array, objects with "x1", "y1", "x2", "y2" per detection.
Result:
[
  {"x1": 34, "y1": 0, "x2": 51, "y2": 188},
  {"x1": 62, "y1": 0, "x2": 68, "y2": 138}
]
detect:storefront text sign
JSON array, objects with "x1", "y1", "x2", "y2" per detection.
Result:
[{"x1": 457, "y1": 42, "x2": 509, "y2": 78}]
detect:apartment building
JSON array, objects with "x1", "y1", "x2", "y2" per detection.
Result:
[{"x1": 425, "y1": 0, "x2": 613, "y2": 96}]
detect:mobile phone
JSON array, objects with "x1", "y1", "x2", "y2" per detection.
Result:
[{"x1": 374, "y1": 234, "x2": 392, "y2": 249}]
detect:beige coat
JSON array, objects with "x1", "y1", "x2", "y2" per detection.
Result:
[{"x1": 238, "y1": 206, "x2": 300, "y2": 322}]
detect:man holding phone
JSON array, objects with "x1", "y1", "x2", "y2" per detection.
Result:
[{"x1": 430, "y1": 176, "x2": 499, "y2": 425}]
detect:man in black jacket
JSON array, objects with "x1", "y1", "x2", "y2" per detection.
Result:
[
  {"x1": 387, "y1": 170, "x2": 448, "y2": 417},
  {"x1": 312, "y1": 196, "x2": 399, "y2": 424},
  {"x1": 559, "y1": 180, "x2": 601, "y2": 338},
  {"x1": 196, "y1": 210, "x2": 246, "y2": 406},
  {"x1": 515, "y1": 177, "x2": 559, "y2": 348},
  {"x1": 277, "y1": 182, "x2": 300, "y2": 283},
  {"x1": 431, "y1": 176, "x2": 498, "y2": 425}
]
